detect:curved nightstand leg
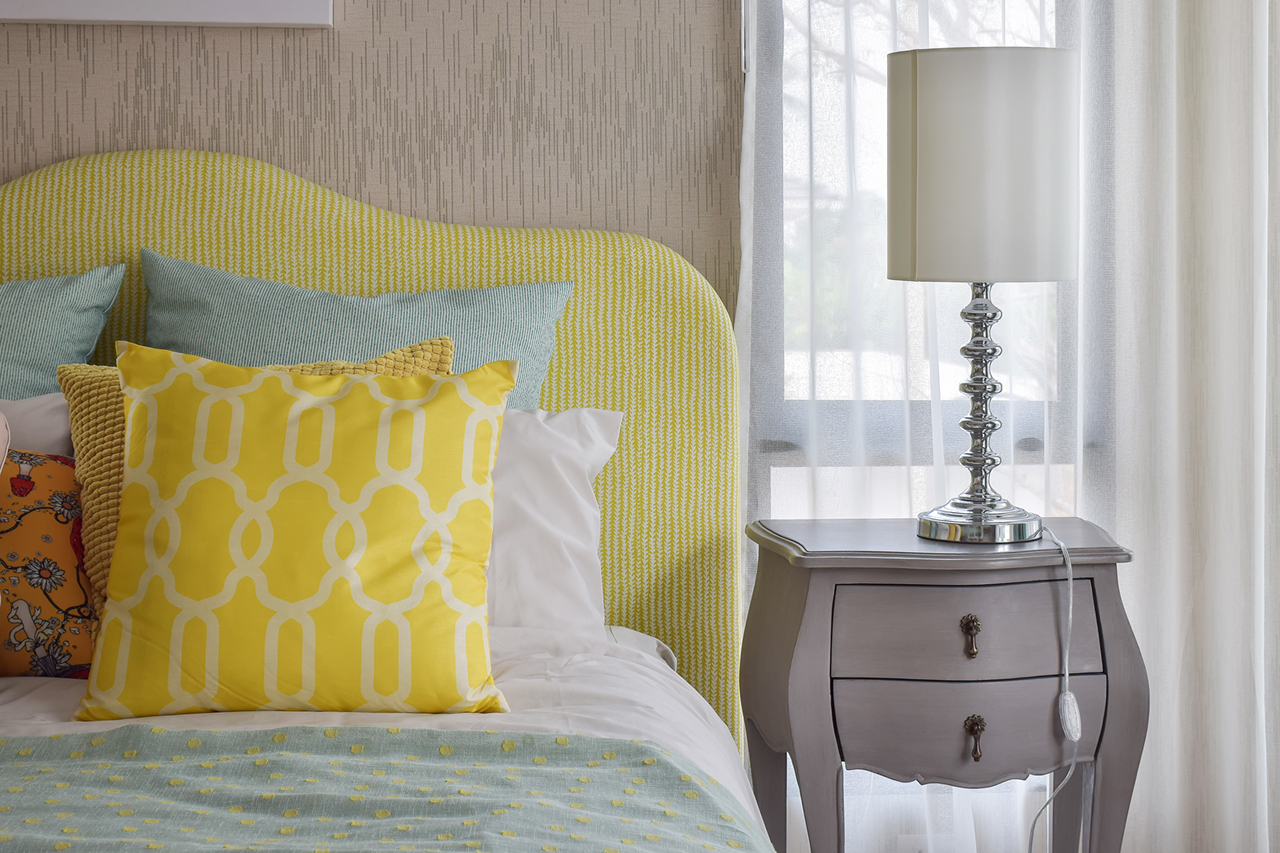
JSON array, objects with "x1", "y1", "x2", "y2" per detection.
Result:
[
  {"x1": 792, "y1": 750, "x2": 844, "y2": 853},
  {"x1": 1088, "y1": 571, "x2": 1150, "y2": 853},
  {"x1": 746, "y1": 718, "x2": 788, "y2": 852},
  {"x1": 1089, "y1": 743, "x2": 1143, "y2": 853},
  {"x1": 1050, "y1": 761, "x2": 1085, "y2": 853}
]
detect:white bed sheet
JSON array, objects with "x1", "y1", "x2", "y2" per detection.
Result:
[{"x1": 0, "y1": 626, "x2": 763, "y2": 827}]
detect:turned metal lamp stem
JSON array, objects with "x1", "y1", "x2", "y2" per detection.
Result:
[
  {"x1": 915, "y1": 282, "x2": 1041, "y2": 543},
  {"x1": 958, "y1": 282, "x2": 1003, "y2": 507}
]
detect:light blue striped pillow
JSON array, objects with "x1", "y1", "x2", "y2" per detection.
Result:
[
  {"x1": 0, "y1": 265, "x2": 125, "y2": 400},
  {"x1": 141, "y1": 249, "x2": 573, "y2": 410}
]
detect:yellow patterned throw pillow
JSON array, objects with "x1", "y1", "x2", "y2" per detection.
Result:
[
  {"x1": 57, "y1": 337, "x2": 454, "y2": 618},
  {"x1": 77, "y1": 343, "x2": 512, "y2": 720}
]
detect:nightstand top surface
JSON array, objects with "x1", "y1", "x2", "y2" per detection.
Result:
[{"x1": 748, "y1": 517, "x2": 1131, "y2": 569}]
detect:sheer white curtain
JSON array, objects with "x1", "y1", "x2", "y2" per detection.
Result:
[
  {"x1": 1092, "y1": 1, "x2": 1274, "y2": 850},
  {"x1": 753, "y1": 0, "x2": 1073, "y2": 531},
  {"x1": 737, "y1": 0, "x2": 1277, "y2": 850}
]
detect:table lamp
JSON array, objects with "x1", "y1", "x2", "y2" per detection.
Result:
[{"x1": 887, "y1": 46, "x2": 1079, "y2": 543}]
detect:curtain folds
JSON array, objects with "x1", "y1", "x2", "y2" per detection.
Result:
[
  {"x1": 1096, "y1": 1, "x2": 1273, "y2": 849},
  {"x1": 737, "y1": 0, "x2": 1279, "y2": 849}
]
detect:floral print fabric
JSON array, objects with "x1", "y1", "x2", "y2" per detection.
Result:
[{"x1": 0, "y1": 448, "x2": 95, "y2": 677}]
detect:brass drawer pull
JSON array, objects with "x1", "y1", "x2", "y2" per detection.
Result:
[
  {"x1": 964, "y1": 714, "x2": 986, "y2": 762},
  {"x1": 960, "y1": 613, "x2": 982, "y2": 658}
]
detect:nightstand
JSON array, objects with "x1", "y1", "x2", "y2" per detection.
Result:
[{"x1": 741, "y1": 517, "x2": 1148, "y2": 853}]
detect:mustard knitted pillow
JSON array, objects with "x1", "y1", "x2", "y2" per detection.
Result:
[{"x1": 57, "y1": 337, "x2": 454, "y2": 616}]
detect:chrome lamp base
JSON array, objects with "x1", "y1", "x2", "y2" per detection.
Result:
[
  {"x1": 917, "y1": 500, "x2": 1041, "y2": 544},
  {"x1": 917, "y1": 281, "x2": 1043, "y2": 544}
]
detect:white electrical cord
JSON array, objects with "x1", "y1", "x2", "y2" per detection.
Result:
[{"x1": 1026, "y1": 527, "x2": 1081, "y2": 853}]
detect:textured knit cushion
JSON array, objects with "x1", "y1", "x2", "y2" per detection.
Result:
[
  {"x1": 0, "y1": 449, "x2": 96, "y2": 677},
  {"x1": 77, "y1": 344, "x2": 512, "y2": 721},
  {"x1": 0, "y1": 266, "x2": 124, "y2": 399},
  {"x1": 57, "y1": 338, "x2": 454, "y2": 617},
  {"x1": 142, "y1": 249, "x2": 570, "y2": 410}
]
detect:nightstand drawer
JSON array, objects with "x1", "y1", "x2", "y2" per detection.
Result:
[
  {"x1": 832, "y1": 674, "x2": 1106, "y2": 784},
  {"x1": 831, "y1": 580, "x2": 1103, "y2": 680}
]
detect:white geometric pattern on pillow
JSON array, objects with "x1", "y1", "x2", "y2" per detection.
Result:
[{"x1": 80, "y1": 345, "x2": 511, "y2": 720}]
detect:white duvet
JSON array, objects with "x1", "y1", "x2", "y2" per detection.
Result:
[{"x1": 0, "y1": 626, "x2": 763, "y2": 827}]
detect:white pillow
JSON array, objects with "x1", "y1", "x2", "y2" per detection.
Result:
[
  {"x1": 488, "y1": 408, "x2": 624, "y2": 640},
  {"x1": 0, "y1": 392, "x2": 73, "y2": 457}
]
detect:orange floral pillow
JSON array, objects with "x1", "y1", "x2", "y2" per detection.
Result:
[{"x1": 0, "y1": 449, "x2": 96, "y2": 677}]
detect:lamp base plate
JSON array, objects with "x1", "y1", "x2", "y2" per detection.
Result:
[{"x1": 917, "y1": 501, "x2": 1042, "y2": 544}]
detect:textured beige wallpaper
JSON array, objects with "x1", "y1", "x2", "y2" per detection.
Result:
[{"x1": 0, "y1": 0, "x2": 742, "y2": 313}]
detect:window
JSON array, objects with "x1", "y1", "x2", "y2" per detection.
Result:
[{"x1": 767, "y1": 0, "x2": 1074, "y2": 522}]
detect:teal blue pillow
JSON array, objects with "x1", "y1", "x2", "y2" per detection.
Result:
[
  {"x1": 0, "y1": 265, "x2": 125, "y2": 399},
  {"x1": 141, "y1": 250, "x2": 572, "y2": 410}
]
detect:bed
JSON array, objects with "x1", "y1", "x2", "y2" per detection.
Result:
[{"x1": 0, "y1": 150, "x2": 764, "y2": 851}]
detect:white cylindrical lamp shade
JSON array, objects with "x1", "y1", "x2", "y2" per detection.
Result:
[{"x1": 887, "y1": 47, "x2": 1080, "y2": 283}]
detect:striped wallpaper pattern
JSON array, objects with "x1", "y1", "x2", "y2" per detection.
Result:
[{"x1": 0, "y1": 0, "x2": 742, "y2": 313}]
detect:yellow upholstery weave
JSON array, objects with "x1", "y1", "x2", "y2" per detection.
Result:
[
  {"x1": 57, "y1": 338, "x2": 455, "y2": 616},
  {"x1": 0, "y1": 150, "x2": 741, "y2": 737}
]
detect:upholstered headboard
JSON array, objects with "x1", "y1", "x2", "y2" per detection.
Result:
[{"x1": 0, "y1": 150, "x2": 742, "y2": 735}]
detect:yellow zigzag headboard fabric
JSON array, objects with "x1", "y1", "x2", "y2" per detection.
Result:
[{"x1": 0, "y1": 150, "x2": 742, "y2": 736}]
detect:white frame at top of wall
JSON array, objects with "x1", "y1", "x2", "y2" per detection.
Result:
[{"x1": 0, "y1": 0, "x2": 331, "y2": 27}]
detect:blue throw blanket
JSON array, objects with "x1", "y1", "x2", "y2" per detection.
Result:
[{"x1": 0, "y1": 725, "x2": 772, "y2": 851}]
